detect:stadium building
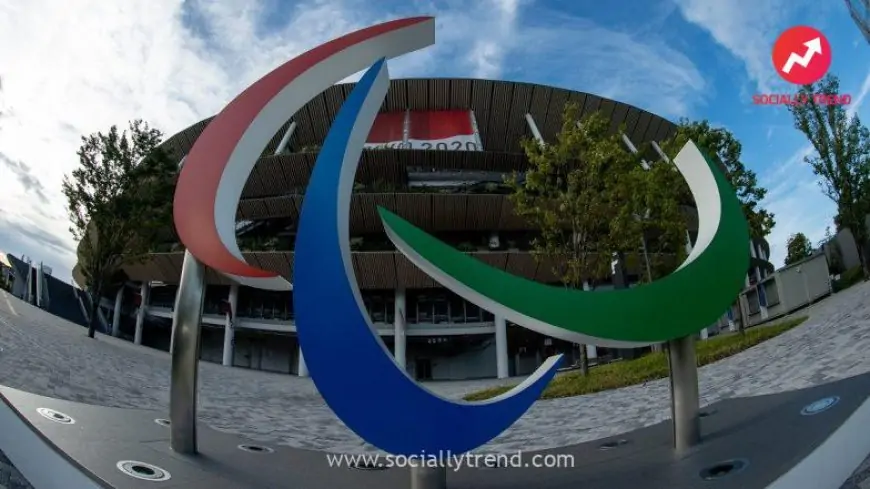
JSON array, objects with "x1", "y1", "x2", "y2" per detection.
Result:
[{"x1": 73, "y1": 79, "x2": 774, "y2": 380}]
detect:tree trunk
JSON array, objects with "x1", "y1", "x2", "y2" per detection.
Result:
[
  {"x1": 87, "y1": 283, "x2": 101, "y2": 338},
  {"x1": 578, "y1": 344, "x2": 589, "y2": 375},
  {"x1": 736, "y1": 294, "x2": 746, "y2": 335}
]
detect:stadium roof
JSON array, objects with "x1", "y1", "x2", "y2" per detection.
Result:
[{"x1": 158, "y1": 78, "x2": 678, "y2": 161}]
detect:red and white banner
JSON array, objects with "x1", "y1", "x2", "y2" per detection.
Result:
[
  {"x1": 364, "y1": 111, "x2": 405, "y2": 149},
  {"x1": 363, "y1": 110, "x2": 482, "y2": 151},
  {"x1": 407, "y1": 110, "x2": 480, "y2": 151}
]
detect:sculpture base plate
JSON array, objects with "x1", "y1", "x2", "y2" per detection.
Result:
[{"x1": 2, "y1": 373, "x2": 870, "y2": 489}]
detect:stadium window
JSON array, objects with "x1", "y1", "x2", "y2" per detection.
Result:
[
  {"x1": 433, "y1": 294, "x2": 449, "y2": 323},
  {"x1": 465, "y1": 301, "x2": 482, "y2": 322},
  {"x1": 448, "y1": 293, "x2": 465, "y2": 323},
  {"x1": 405, "y1": 291, "x2": 419, "y2": 324},
  {"x1": 370, "y1": 294, "x2": 386, "y2": 323},
  {"x1": 417, "y1": 293, "x2": 433, "y2": 323},
  {"x1": 385, "y1": 294, "x2": 395, "y2": 323},
  {"x1": 482, "y1": 309, "x2": 494, "y2": 322}
]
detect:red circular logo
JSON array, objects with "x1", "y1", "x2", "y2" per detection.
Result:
[{"x1": 771, "y1": 26, "x2": 831, "y2": 85}]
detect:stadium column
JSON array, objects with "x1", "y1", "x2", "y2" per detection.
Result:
[
  {"x1": 112, "y1": 286, "x2": 123, "y2": 337},
  {"x1": 495, "y1": 314, "x2": 509, "y2": 379},
  {"x1": 394, "y1": 287, "x2": 407, "y2": 371},
  {"x1": 134, "y1": 282, "x2": 150, "y2": 345},
  {"x1": 222, "y1": 284, "x2": 239, "y2": 367}
]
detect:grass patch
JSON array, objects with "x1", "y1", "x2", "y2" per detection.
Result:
[{"x1": 464, "y1": 316, "x2": 809, "y2": 401}]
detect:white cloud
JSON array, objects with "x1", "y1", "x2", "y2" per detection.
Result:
[
  {"x1": 505, "y1": 11, "x2": 707, "y2": 119},
  {"x1": 0, "y1": 0, "x2": 532, "y2": 281},
  {"x1": 672, "y1": 0, "x2": 792, "y2": 93}
]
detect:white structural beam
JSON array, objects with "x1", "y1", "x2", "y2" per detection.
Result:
[
  {"x1": 524, "y1": 113, "x2": 545, "y2": 144},
  {"x1": 651, "y1": 141, "x2": 670, "y2": 163},
  {"x1": 274, "y1": 121, "x2": 298, "y2": 155},
  {"x1": 620, "y1": 133, "x2": 650, "y2": 169}
]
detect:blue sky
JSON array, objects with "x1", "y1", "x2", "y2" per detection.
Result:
[{"x1": 0, "y1": 0, "x2": 868, "y2": 279}]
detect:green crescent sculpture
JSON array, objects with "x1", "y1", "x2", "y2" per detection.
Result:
[{"x1": 379, "y1": 140, "x2": 750, "y2": 347}]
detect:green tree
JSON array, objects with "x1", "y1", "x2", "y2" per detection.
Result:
[
  {"x1": 788, "y1": 74, "x2": 870, "y2": 278},
  {"x1": 62, "y1": 120, "x2": 176, "y2": 338},
  {"x1": 785, "y1": 232, "x2": 814, "y2": 265},
  {"x1": 820, "y1": 226, "x2": 845, "y2": 274},
  {"x1": 657, "y1": 120, "x2": 776, "y2": 239},
  {"x1": 506, "y1": 103, "x2": 687, "y2": 375}
]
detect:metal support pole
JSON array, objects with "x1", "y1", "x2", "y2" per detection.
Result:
[
  {"x1": 411, "y1": 466, "x2": 447, "y2": 489},
  {"x1": 169, "y1": 251, "x2": 206, "y2": 454},
  {"x1": 666, "y1": 336, "x2": 700, "y2": 452}
]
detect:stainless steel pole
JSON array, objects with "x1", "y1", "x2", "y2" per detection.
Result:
[
  {"x1": 169, "y1": 251, "x2": 206, "y2": 454},
  {"x1": 666, "y1": 336, "x2": 701, "y2": 452},
  {"x1": 411, "y1": 466, "x2": 447, "y2": 489}
]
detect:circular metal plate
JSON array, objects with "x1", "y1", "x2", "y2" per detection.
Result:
[
  {"x1": 36, "y1": 407, "x2": 75, "y2": 424},
  {"x1": 116, "y1": 461, "x2": 171, "y2": 482},
  {"x1": 237, "y1": 444, "x2": 274, "y2": 454},
  {"x1": 801, "y1": 396, "x2": 840, "y2": 416}
]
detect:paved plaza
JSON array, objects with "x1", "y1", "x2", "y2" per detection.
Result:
[{"x1": 1, "y1": 284, "x2": 870, "y2": 455}]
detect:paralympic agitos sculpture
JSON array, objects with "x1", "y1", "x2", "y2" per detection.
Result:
[{"x1": 173, "y1": 17, "x2": 749, "y2": 456}]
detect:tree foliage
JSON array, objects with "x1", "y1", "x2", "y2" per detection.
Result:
[
  {"x1": 821, "y1": 226, "x2": 845, "y2": 275},
  {"x1": 62, "y1": 120, "x2": 176, "y2": 338},
  {"x1": 506, "y1": 103, "x2": 688, "y2": 374},
  {"x1": 784, "y1": 232, "x2": 813, "y2": 265},
  {"x1": 657, "y1": 120, "x2": 776, "y2": 239},
  {"x1": 787, "y1": 74, "x2": 870, "y2": 278}
]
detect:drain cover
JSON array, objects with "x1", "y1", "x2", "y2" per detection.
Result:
[
  {"x1": 699, "y1": 459, "x2": 748, "y2": 480},
  {"x1": 237, "y1": 444, "x2": 274, "y2": 454},
  {"x1": 598, "y1": 439, "x2": 629, "y2": 450},
  {"x1": 154, "y1": 418, "x2": 171, "y2": 427},
  {"x1": 36, "y1": 408, "x2": 75, "y2": 424},
  {"x1": 801, "y1": 396, "x2": 840, "y2": 416},
  {"x1": 116, "y1": 461, "x2": 171, "y2": 481}
]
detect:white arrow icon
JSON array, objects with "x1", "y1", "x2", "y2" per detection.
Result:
[{"x1": 781, "y1": 37, "x2": 822, "y2": 74}]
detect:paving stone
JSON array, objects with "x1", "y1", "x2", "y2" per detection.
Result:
[{"x1": 2, "y1": 283, "x2": 870, "y2": 463}]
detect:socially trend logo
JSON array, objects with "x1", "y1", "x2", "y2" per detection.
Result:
[
  {"x1": 754, "y1": 25, "x2": 850, "y2": 106},
  {"x1": 773, "y1": 25, "x2": 831, "y2": 85},
  {"x1": 173, "y1": 17, "x2": 749, "y2": 456}
]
